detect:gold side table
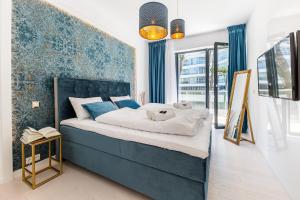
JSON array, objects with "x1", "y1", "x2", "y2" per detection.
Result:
[{"x1": 21, "y1": 135, "x2": 63, "y2": 189}]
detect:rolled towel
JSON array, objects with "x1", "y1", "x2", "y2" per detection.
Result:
[
  {"x1": 147, "y1": 109, "x2": 176, "y2": 121},
  {"x1": 173, "y1": 102, "x2": 192, "y2": 109}
]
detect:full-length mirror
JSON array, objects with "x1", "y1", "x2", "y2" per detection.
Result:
[{"x1": 224, "y1": 70, "x2": 255, "y2": 145}]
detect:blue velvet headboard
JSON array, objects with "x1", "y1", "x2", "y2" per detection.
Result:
[{"x1": 54, "y1": 78, "x2": 130, "y2": 129}]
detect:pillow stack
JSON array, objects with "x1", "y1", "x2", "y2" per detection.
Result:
[
  {"x1": 110, "y1": 95, "x2": 140, "y2": 109},
  {"x1": 69, "y1": 95, "x2": 141, "y2": 120},
  {"x1": 110, "y1": 95, "x2": 131, "y2": 103},
  {"x1": 114, "y1": 99, "x2": 140, "y2": 109},
  {"x1": 69, "y1": 97, "x2": 103, "y2": 120},
  {"x1": 82, "y1": 101, "x2": 118, "y2": 120}
]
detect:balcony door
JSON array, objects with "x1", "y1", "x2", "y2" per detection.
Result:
[
  {"x1": 175, "y1": 44, "x2": 229, "y2": 129},
  {"x1": 213, "y1": 43, "x2": 229, "y2": 129},
  {"x1": 176, "y1": 50, "x2": 210, "y2": 109}
]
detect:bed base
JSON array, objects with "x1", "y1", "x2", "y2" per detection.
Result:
[{"x1": 63, "y1": 139, "x2": 210, "y2": 200}]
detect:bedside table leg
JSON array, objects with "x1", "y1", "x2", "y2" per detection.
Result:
[
  {"x1": 31, "y1": 145, "x2": 36, "y2": 189},
  {"x1": 21, "y1": 143, "x2": 25, "y2": 181},
  {"x1": 48, "y1": 141, "x2": 51, "y2": 167},
  {"x1": 59, "y1": 137, "x2": 63, "y2": 174}
]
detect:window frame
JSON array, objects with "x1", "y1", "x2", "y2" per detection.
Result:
[{"x1": 175, "y1": 48, "x2": 212, "y2": 109}]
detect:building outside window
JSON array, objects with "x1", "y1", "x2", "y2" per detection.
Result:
[{"x1": 176, "y1": 47, "x2": 228, "y2": 127}]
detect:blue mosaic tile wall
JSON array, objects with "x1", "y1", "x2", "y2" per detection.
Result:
[{"x1": 12, "y1": 0, "x2": 135, "y2": 170}]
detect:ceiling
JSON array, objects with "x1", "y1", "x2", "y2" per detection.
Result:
[
  {"x1": 88, "y1": 0, "x2": 256, "y2": 36},
  {"x1": 45, "y1": 0, "x2": 257, "y2": 43}
]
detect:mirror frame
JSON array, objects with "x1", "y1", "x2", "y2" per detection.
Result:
[{"x1": 224, "y1": 69, "x2": 255, "y2": 145}]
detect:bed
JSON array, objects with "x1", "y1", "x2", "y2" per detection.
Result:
[{"x1": 54, "y1": 78, "x2": 212, "y2": 200}]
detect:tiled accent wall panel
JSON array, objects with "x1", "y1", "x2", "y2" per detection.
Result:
[{"x1": 12, "y1": 0, "x2": 135, "y2": 170}]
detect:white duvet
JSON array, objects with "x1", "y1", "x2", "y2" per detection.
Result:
[
  {"x1": 95, "y1": 104, "x2": 209, "y2": 136},
  {"x1": 60, "y1": 116, "x2": 212, "y2": 158}
]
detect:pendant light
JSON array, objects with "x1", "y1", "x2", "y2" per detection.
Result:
[
  {"x1": 170, "y1": 0, "x2": 185, "y2": 39},
  {"x1": 139, "y1": 2, "x2": 168, "y2": 40}
]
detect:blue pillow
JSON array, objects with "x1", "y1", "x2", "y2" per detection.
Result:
[
  {"x1": 82, "y1": 101, "x2": 118, "y2": 120},
  {"x1": 115, "y1": 99, "x2": 140, "y2": 109}
]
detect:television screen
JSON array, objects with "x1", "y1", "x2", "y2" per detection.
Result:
[
  {"x1": 273, "y1": 34, "x2": 295, "y2": 99},
  {"x1": 297, "y1": 30, "x2": 300, "y2": 99},
  {"x1": 257, "y1": 33, "x2": 297, "y2": 100}
]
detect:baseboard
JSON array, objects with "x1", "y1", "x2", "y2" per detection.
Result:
[{"x1": 0, "y1": 174, "x2": 13, "y2": 184}]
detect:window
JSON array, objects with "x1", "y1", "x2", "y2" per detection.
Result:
[
  {"x1": 176, "y1": 50, "x2": 208, "y2": 109},
  {"x1": 176, "y1": 43, "x2": 229, "y2": 129}
]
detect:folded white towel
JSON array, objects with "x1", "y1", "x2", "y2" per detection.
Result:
[
  {"x1": 173, "y1": 102, "x2": 192, "y2": 109},
  {"x1": 198, "y1": 108, "x2": 210, "y2": 119},
  {"x1": 146, "y1": 109, "x2": 176, "y2": 121}
]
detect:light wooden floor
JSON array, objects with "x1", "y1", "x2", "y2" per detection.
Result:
[
  {"x1": 208, "y1": 130, "x2": 290, "y2": 200},
  {"x1": 0, "y1": 130, "x2": 290, "y2": 200}
]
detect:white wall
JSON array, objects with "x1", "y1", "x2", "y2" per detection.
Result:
[
  {"x1": 247, "y1": 0, "x2": 300, "y2": 199},
  {"x1": 173, "y1": 29, "x2": 228, "y2": 52},
  {"x1": 0, "y1": 0, "x2": 148, "y2": 181},
  {"x1": 0, "y1": 0, "x2": 13, "y2": 183},
  {"x1": 45, "y1": 0, "x2": 149, "y2": 101}
]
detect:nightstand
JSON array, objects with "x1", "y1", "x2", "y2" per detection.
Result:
[{"x1": 21, "y1": 135, "x2": 63, "y2": 189}]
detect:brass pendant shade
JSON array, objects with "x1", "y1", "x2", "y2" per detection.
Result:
[
  {"x1": 139, "y1": 2, "x2": 168, "y2": 40},
  {"x1": 171, "y1": 19, "x2": 185, "y2": 39}
]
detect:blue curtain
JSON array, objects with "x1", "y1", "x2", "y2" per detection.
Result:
[
  {"x1": 227, "y1": 24, "x2": 248, "y2": 132},
  {"x1": 149, "y1": 40, "x2": 166, "y2": 103}
]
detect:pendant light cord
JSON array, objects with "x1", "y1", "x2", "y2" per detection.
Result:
[{"x1": 177, "y1": 0, "x2": 179, "y2": 17}]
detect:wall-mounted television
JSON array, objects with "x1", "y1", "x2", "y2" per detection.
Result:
[
  {"x1": 257, "y1": 32, "x2": 298, "y2": 100},
  {"x1": 297, "y1": 30, "x2": 300, "y2": 99}
]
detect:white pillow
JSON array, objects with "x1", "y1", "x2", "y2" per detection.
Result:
[
  {"x1": 110, "y1": 95, "x2": 130, "y2": 102},
  {"x1": 69, "y1": 97, "x2": 102, "y2": 120}
]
